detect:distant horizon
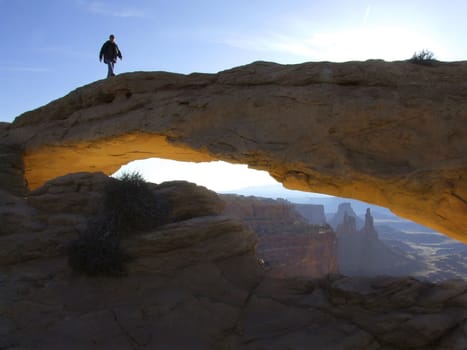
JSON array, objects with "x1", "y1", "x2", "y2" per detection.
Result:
[
  {"x1": 219, "y1": 183, "x2": 392, "y2": 214},
  {"x1": 219, "y1": 183, "x2": 334, "y2": 198}
]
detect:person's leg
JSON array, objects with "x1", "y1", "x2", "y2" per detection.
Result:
[{"x1": 106, "y1": 61, "x2": 115, "y2": 78}]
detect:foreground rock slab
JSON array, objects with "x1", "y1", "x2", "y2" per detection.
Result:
[
  {"x1": 2, "y1": 259, "x2": 466, "y2": 349},
  {"x1": 1, "y1": 60, "x2": 466, "y2": 241},
  {"x1": 1, "y1": 173, "x2": 466, "y2": 349}
]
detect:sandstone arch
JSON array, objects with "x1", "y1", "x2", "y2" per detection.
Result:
[{"x1": 2, "y1": 61, "x2": 466, "y2": 242}]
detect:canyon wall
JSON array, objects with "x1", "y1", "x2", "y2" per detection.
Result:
[
  {"x1": 222, "y1": 194, "x2": 339, "y2": 278},
  {"x1": 294, "y1": 203, "x2": 327, "y2": 225}
]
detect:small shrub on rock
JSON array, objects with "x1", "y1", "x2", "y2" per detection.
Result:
[
  {"x1": 104, "y1": 171, "x2": 170, "y2": 235},
  {"x1": 409, "y1": 49, "x2": 436, "y2": 65},
  {"x1": 68, "y1": 171, "x2": 170, "y2": 276},
  {"x1": 68, "y1": 220, "x2": 127, "y2": 276}
]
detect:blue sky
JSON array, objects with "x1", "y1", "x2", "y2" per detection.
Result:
[
  {"x1": 1, "y1": 0, "x2": 466, "y2": 192},
  {"x1": 1, "y1": 0, "x2": 466, "y2": 122}
]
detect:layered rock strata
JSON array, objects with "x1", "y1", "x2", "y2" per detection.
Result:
[
  {"x1": 1, "y1": 60, "x2": 466, "y2": 240},
  {"x1": 294, "y1": 203, "x2": 328, "y2": 225},
  {"x1": 222, "y1": 194, "x2": 339, "y2": 278},
  {"x1": 221, "y1": 194, "x2": 313, "y2": 235}
]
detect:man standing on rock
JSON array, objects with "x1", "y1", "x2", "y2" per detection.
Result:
[{"x1": 99, "y1": 34, "x2": 123, "y2": 78}]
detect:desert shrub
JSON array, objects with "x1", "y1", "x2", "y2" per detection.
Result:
[
  {"x1": 68, "y1": 219, "x2": 127, "y2": 276},
  {"x1": 104, "y1": 171, "x2": 170, "y2": 235},
  {"x1": 68, "y1": 171, "x2": 170, "y2": 276},
  {"x1": 409, "y1": 49, "x2": 435, "y2": 65}
]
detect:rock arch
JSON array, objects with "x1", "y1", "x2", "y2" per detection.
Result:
[{"x1": 2, "y1": 61, "x2": 466, "y2": 241}]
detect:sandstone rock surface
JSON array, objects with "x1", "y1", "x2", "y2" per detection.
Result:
[
  {"x1": 0, "y1": 173, "x2": 227, "y2": 266},
  {"x1": 257, "y1": 232, "x2": 338, "y2": 278},
  {"x1": 222, "y1": 194, "x2": 339, "y2": 278},
  {"x1": 330, "y1": 202, "x2": 364, "y2": 229},
  {"x1": 0, "y1": 139, "x2": 26, "y2": 196},
  {"x1": 221, "y1": 194, "x2": 312, "y2": 235},
  {"x1": 1, "y1": 60, "x2": 466, "y2": 240},
  {"x1": 295, "y1": 203, "x2": 328, "y2": 225},
  {"x1": 1, "y1": 172, "x2": 466, "y2": 349},
  {"x1": 2, "y1": 259, "x2": 466, "y2": 349}
]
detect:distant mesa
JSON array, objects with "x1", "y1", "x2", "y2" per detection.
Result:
[
  {"x1": 335, "y1": 205, "x2": 422, "y2": 277},
  {"x1": 222, "y1": 196, "x2": 465, "y2": 281},
  {"x1": 329, "y1": 202, "x2": 364, "y2": 229},
  {"x1": 295, "y1": 204, "x2": 327, "y2": 225}
]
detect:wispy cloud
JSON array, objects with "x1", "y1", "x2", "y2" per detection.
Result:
[
  {"x1": 225, "y1": 33, "x2": 318, "y2": 58},
  {"x1": 223, "y1": 25, "x2": 440, "y2": 62},
  {"x1": 363, "y1": 4, "x2": 371, "y2": 25},
  {"x1": 35, "y1": 46, "x2": 95, "y2": 60},
  {"x1": 80, "y1": 0, "x2": 148, "y2": 18},
  {"x1": 0, "y1": 66, "x2": 50, "y2": 73}
]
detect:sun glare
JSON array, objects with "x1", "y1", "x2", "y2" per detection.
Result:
[
  {"x1": 228, "y1": 22, "x2": 447, "y2": 62},
  {"x1": 303, "y1": 26, "x2": 442, "y2": 61}
]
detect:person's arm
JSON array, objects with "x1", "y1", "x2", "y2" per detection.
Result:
[
  {"x1": 99, "y1": 42, "x2": 106, "y2": 61},
  {"x1": 116, "y1": 45, "x2": 123, "y2": 60}
]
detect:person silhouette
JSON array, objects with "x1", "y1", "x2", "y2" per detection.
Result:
[{"x1": 99, "y1": 34, "x2": 123, "y2": 78}]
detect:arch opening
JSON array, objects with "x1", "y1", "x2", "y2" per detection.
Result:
[{"x1": 113, "y1": 158, "x2": 280, "y2": 193}]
